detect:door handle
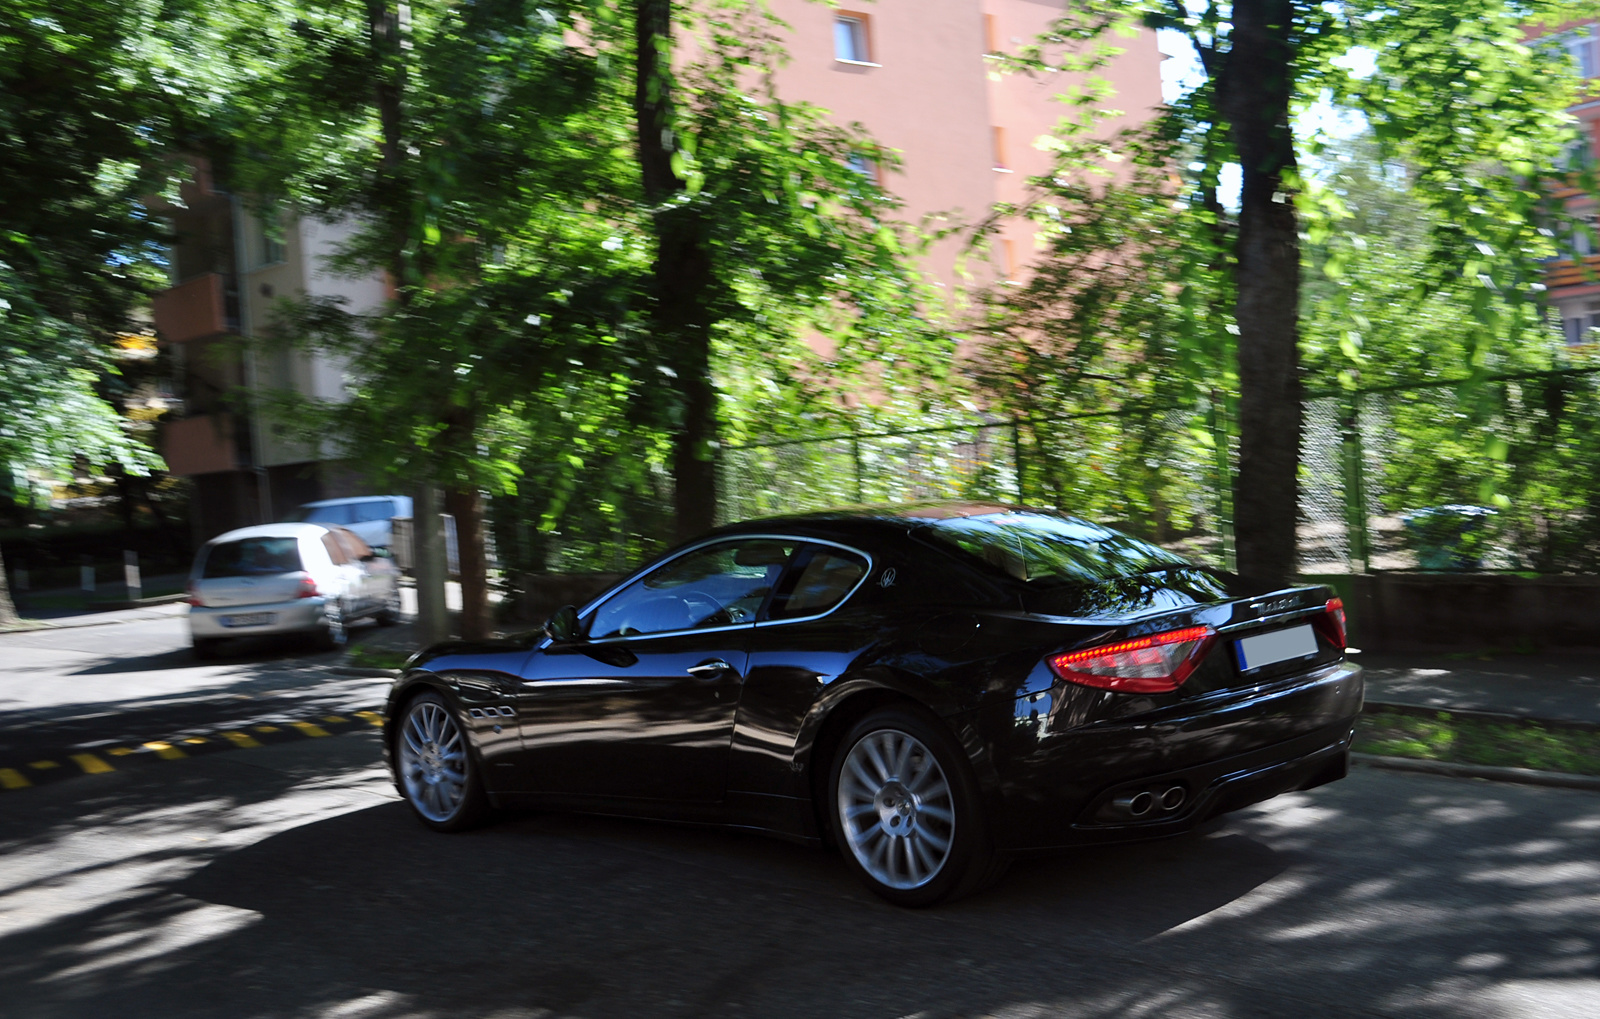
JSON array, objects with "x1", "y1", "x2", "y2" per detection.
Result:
[{"x1": 686, "y1": 659, "x2": 732, "y2": 677}]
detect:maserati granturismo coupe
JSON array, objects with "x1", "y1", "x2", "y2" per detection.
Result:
[{"x1": 384, "y1": 503, "x2": 1363, "y2": 906}]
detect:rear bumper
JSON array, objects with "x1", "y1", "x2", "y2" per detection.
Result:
[
  {"x1": 985, "y1": 661, "x2": 1364, "y2": 851},
  {"x1": 188, "y1": 597, "x2": 330, "y2": 639}
]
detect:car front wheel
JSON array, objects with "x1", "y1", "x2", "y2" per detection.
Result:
[
  {"x1": 829, "y1": 707, "x2": 1001, "y2": 907},
  {"x1": 395, "y1": 691, "x2": 488, "y2": 832}
]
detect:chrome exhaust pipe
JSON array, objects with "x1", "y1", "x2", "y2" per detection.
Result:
[
  {"x1": 1160, "y1": 786, "x2": 1187, "y2": 812},
  {"x1": 1114, "y1": 791, "x2": 1155, "y2": 817}
]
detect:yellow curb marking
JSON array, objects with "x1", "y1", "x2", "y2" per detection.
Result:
[
  {"x1": 107, "y1": 747, "x2": 134, "y2": 756},
  {"x1": 356, "y1": 711, "x2": 383, "y2": 727},
  {"x1": 70, "y1": 753, "x2": 114, "y2": 775},
  {"x1": 322, "y1": 715, "x2": 347, "y2": 724},
  {"x1": 182, "y1": 737, "x2": 207, "y2": 745},
  {"x1": 253, "y1": 725, "x2": 280, "y2": 733},
  {"x1": 290, "y1": 721, "x2": 329, "y2": 738},
  {"x1": 0, "y1": 768, "x2": 30, "y2": 790},
  {"x1": 143, "y1": 741, "x2": 187, "y2": 760},
  {"x1": 29, "y1": 760, "x2": 60, "y2": 770},
  {"x1": 222, "y1": 731, "x2": 262, "y2": 749}
]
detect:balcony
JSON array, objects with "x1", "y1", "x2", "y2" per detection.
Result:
[
  {"x1": 1545, "y1": 254, "x2": 1600, "y2": 291},
  {"x1": 163, "y1": 414, "x2": 240, "y2": 476},
  {"x1": 151, "y1": 273, "x2": 237, "y2": 344}
]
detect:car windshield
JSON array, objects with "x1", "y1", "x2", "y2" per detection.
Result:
[
  {"x1": 917, "y1": 512, "x2": 1189, "y2": 586},
  {"x1": 202, "y1": 537, "x2": 303, "y2": 578}
]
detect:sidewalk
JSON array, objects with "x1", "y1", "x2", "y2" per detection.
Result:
[
  {"x1": 0, "y1": 599, "x2": 189, "y2": 633},
  {"x1": 1359, "y1": 652, "x2": 1600, "y2": 727}
]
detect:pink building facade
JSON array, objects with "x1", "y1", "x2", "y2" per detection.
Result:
[
  {"x1": 765, "y1": 0, "x2": 1163, "y2": 295},
  {"x1": 1537, "y1": 19, "x2": 1600, "y2": 344}
]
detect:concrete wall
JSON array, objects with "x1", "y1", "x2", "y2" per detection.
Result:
[{"x1": 1333, "y1": 574, "x2": 1600, "y2": 652}]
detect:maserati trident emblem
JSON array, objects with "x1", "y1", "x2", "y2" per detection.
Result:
[{"x1": 878, "y1": 567, "x2": 897, "y2": 588}]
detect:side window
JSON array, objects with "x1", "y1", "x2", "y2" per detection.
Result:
[
  {"x1": 330, "y1": 527, "x2": 372, "y2": 562},
  {"x1": 356, "y1": 500, "x2": 394, "y2": 523},
  {"x1": 321, "y1": 532, "x2": 349, "y2": 565},
  {"x1": 588, "y1": 539, "x2": 796, "y2": 639},
  {"x1": 769, "y1": 546, "x2": 869, "y2": 619},
  {"x1": 309, "y1": 503, "x2": 355, "y2": 525}
]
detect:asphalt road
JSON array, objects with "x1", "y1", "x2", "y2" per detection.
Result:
[
  {"x1": 0, "y1": 612, "x2": 395, "y2": 772},
  {"x1": 3, "y1": 618, "x2": 1600, "y2": 1018}
]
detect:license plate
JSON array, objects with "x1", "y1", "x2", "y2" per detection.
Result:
[
  {"x1": 1234, "y1": 624, "x2": 1318, "y2": 672},
  {"x1": 221, "y1": 613, "x2": 276, "y2": 628}
]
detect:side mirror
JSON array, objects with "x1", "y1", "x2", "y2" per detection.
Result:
[{"x1": 543, "y1": 604, "x2": 581, "y2": 643}]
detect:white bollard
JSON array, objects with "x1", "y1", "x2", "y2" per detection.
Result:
[
  {"x1": 80, "y1": 564, "x2": 95, "y2": 594},
  {"x1": 124, "y1": 550, "x2": 141, "y2": 602}
]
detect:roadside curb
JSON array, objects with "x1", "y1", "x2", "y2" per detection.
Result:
[
  {"x1": 328, "y1": 666, "x2": 401, "y2": 678},
  {"x1": 1351, "y1": 752, "x2": 1600, "y2": 792},
  {"x1": 1363, "y1": 699, "x2": 1600, "y2": 733}
]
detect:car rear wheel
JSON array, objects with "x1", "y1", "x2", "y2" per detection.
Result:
[
  {"x1": 375, "y1": 585, "x2": 401, "y2": 627},
  {"x1": 396, "y1": 692, "x2": 488, "y2": 832},
  {"x1": 318, "y1": 598, "x2": 348, "y2": 650},
  {"x1": 829, "y1": 707, "x2": 1000, "y2": 907}
]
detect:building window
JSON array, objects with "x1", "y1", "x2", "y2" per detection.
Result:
[
  {"x1": 834, "y1": 15, "x2": 871, "y2": 64},
  {"x1": 256, "y1": 218, "x2": 286, "y2": 268},
  {"x1": 1567, "y1": 302, "x2": 1600, "y2": 346},
  {"x1": 984, "y1": 14, "x2": 999, "y2": 55},
  {"x1": 992, "y1": 126, "x2": 1009, "y2": 171},
  {"x1": 845, "y1": 153, "x2": 878, "y2": 184},
  {"x1": 1544, "y1": 27, "x2": 1599, "y2": 79},
  {"x1": 1561, "y1": 27, "x2": 1598, "y2": 79}
]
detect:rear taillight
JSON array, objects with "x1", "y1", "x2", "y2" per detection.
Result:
[
  {"x1": 1321, "y1": 597, "x2": 1348, "y2": 648},
  {"x1": 1048, "y1": 625, "x2": 1216, "y2": 694},
  {"x1": 186, "y1": 582, "x2": 203, "y2": 608},
  {"x1": 295, "y1": 574, "x2": 319, "y2": 599}
]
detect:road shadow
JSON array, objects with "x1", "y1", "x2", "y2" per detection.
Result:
[{"x1": 5, "y1": 765, "x2": 1597, "y2": 1019}]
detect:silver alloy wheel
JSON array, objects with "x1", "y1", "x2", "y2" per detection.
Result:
[
  {"x1": 324, "y1": 599, "x2": 347, "y2": 647},
  {"x1": 837, "y1": 728, "x2": 956, "y2": 890},
  {"x1": 398, "y1": 700, "x2": 469, "y2": 822}
]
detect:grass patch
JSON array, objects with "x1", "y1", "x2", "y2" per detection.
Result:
[
  {"x1": 345, "y1": 644, "x2": 412, "y2": 670},
  {"x1": 1355, "y1": 710, "x2": 1600, "y2": 776}
]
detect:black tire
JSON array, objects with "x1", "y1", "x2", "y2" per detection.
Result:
[
  {"x1": 394, "y1": 691, "x2": 490, "y2": 832},
  {"x1": 318, "y1": 598, "x2": 349, "y2": 650},
  {"x1": 191, "y1": 638, "x2": 222, "y2": 661},
  {"x1": 375, "y1": 584, "x2": 401, "y2": 627},
  {"x1": 827, "y1": 706, "x2": 1001, "y2": 907}
]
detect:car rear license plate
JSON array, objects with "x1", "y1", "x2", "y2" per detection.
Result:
[
  {"x1": 1234, "y1": 624, "x2": 1317, "y2": 672},
  {"x1": 221, "y1": 613, "x2": 276, "y2": 628}
]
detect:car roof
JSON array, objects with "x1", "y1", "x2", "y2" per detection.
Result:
[
  {"x1": 296, "y1": 495, "x2": 403, "y2": 507},
  {"x1": 205, "y1": 522, "x2": 334, "y2": 544}
]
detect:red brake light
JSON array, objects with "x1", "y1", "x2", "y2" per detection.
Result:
[
  {"x1": 1322, "y1": 597, "x2": 1347, "y2": 648},
  {"x1": 186, "y1": 582, "x2": 203, "y2": 608},
  {"x1": 295, "y1": 574, "x2": 319, "y2": 599},
  {"x1": 1048, "y1": 625, "x2": 1215, "y2": 694}
]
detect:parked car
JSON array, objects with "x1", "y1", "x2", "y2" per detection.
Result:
[
  {"x1": 187, "y1": 523, "x2": 403, "y2": 659},
  {"x1": 383, "y1": 503, "x2": 1363, "y2": 907},
  {"x1": 286, "y1": 495, "x2": 413, "y2": 550}
]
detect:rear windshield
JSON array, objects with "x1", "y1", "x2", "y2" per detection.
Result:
[
  {"x1": 918, "y1": 512, "x2": 1188, "y2": 585},
  {"x1": 201, "y1": 537, "x2": 303, "y2": 578}
]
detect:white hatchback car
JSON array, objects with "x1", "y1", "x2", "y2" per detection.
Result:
[{"x1": 186, "y1": 523, "x2": 403, "y2": 659}]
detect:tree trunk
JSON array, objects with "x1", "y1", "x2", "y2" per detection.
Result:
[
  {"x1": 633, "y1": 0, "x2": 719, "y2": 541},
  {"x1": 1220, "y1": 0, "x2": 1302, "y2": 589},
  {"x1": 0, "y1": 545, "x2": 18, "y2": 626},
  {"x1": 445, "y1": 486, "x2": 491, "y2": 639}
]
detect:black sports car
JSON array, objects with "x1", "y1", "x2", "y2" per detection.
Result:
[{"x1": 384, "y1": 503, "x2": 1363, "y2": 906}]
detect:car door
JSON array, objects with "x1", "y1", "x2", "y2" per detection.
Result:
[{"x1": 515, "y1": 537, "x2": 800, "y2": 803}]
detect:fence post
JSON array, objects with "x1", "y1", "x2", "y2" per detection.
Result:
[
  {"x1": 1341, "y1": 391, "x2": 1370, "y2": 573},
  {"x1": 1211, "y1": 391, "x2": 1236, "y2": 573},
  {"x1": 1012, "y1": 420, "x2": 1024, "y2": 504},
  {"x1": 850, "y1": 434, "x2": 863, "y2": 504}
]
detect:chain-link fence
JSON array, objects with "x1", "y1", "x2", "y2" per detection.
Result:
[
  {"x1": 721, "y1": 367, "x2": 1600, "y2": 575},
  {"x1": 720, "y1": 402, "x2": 1239, "y2": 570}
]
